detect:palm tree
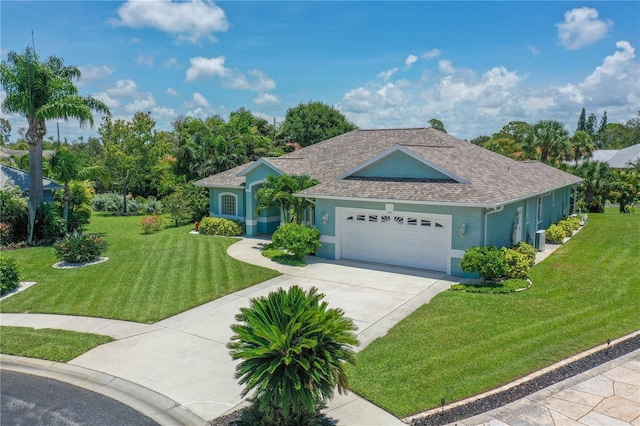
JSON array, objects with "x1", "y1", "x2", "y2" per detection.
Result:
[
  {"x1": 255, "y1": 174, "x2": 319, "y2": 225},
  {"x1": 288, "y1": 174, "x2": 319, "y2": 224},
  {"x1": 573, "y1": 160, "x2": 615, "y2": 212},
  {"x1": 228, "y1": 285, "x2": 358, "y2": 425},
  {"x1": 1, "y1": 46, "x2": 110, "y2": 243},
  {"x1": 569, "y1": 130, "x2": 596, "y2": 162},
  {"x1": 533, "y1": 120, "x2": 570, "y2": 163}
]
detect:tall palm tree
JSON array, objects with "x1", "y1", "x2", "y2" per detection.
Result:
[
  {"x1": 228, "y1": 285, "x2": 358, "y2": 425},
  {"x1": 1, "y1": 46, "x2": 110, "y2": 242},
  {"x1": 533, "y1": 120, "x2": 570, "y2": 163},
  {"x1": 569, "y1": 130, "x2": 596, "y2": 162}
]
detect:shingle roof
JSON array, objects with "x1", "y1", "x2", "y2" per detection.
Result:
[
  {"x1": 0, "y1": 164, "x2": 64, "y2": 191},
  {"x1": 194, "y1": 128, "x2": 583, "y2": 207}
]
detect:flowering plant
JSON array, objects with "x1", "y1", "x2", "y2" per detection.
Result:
[{"x1": 54, "y1": 231, "x2": 108, "y2": 263}]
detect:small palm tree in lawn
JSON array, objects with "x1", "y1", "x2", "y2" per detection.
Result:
[
  {"x1": 0, "y1": 45, "x2": 110, "y2": 243},
  {"x1": 228, "y1": 285, "x2": 359, "y2": 426}
]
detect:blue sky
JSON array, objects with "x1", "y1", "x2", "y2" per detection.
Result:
[{"x1": 2, "y1": 1, "x2": 639, "y2": 142}]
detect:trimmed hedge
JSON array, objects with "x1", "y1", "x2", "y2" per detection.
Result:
[
  {"x1": 272, "y1": 223, "x2": 321, "y2": 258},
  {"x1": 199, "y1": 217, "x2": 244, "y2": 236}
]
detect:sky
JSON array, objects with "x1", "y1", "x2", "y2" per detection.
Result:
[{"x1": 1, "y1": 1, "x2": 639, "y2": 142}]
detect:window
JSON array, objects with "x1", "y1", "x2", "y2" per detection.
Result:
[
  {"x1": 368, "y1": 215, "x2": 378, "y2": 223},
  {"x1": 220, "y1": 194, "x2": 237, "y2": 216},
  {"x1": 537, "y1": 196, "x2": 543, "y2": 226},
  {"x1": 394, "y1": 216, "x2": 404, "y2": 225},
  {"x1": 407, "y1": 218, "x2": 418, "y2": 226}
]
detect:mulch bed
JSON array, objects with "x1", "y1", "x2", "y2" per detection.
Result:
[{"x1": 409, "y1": 333, "x2": 640, "y2": 425}]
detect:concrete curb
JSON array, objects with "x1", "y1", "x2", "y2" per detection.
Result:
[
  {"x1": 0, "y1": 354, "x2": 207, "y2": 426},
  {"x1": 402, "y1": 329, "x2": 640, "y2": 423}
]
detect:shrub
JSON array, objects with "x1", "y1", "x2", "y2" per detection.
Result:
[
  {"x1": 53, "y1": 231, "x2": 108, "y2": 263},
  {"x1": 558, "y1": 219, "x2": 574, "y2": 237},
  {"x1": 502, "y1": 248, "x2": 531, "y2": 279},
  {"x1": 199, "y1": 217, "x2": 244, "y2": 236},
  {"x1": 566, "y1": 216, "x2": 581, "y2": 231},
  {"x1": 163, "y1": 192, "x2": 191, "y2": 227},
  {"x1": 228, "y1": 286, "x2": 358, "y2": 426},
  {"x1": 272, "y1": 223, "x2": 321, "y2": 258},
  {"x1": 0, "y1": 223, "x2": 11, "y2": 244},
  {"x1": 126, "y1": 198, "x2": 142, "y2": 214},
  {"x1": 546, "y1": 224, "x2": 567, "y2": 244},
  {"x1": 460, "y1": 246, "x2": 508, "y2": 282},
  {"x1": 0, "y1": 256, "x2": 21, "y2": 296},
  {"x1": 92, "y1": 193, "x2": 120, "y2": 212},
  {"x1": 0, "y1": 187, "x2": 28, "y2": 243},
  {"x1": 140, "y1": 215, "x2": 164, "y2": 234},
  {"x1": 511, "y1": 242, "x2": 536, "y2": 268},
  {"x1": 142, "y1": 197, "x2": 163, "y2": 214},
  {"x1": 34, "y1": 202, "x2": 66, "y2": 243}
]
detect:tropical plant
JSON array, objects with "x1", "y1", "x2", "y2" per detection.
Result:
[
  {"x1": 255, "y1": 174, "x2": 319, "y2": 225},
  {"x1": 572, "y1": 160, "x2": 615, "y2": 212},
  {"x1": 198, "y1": 217, "x2": 244, "y2": 236},
  {"x1": 228, "y1": 285, "x2": 359, "y2": 426},
  {"x1": 53, "y1": 230, "x2": 107, "y2": 263},
  {"x1": 0, "y1": 45, "x2": 110, "y2": 243},
  {"x1": 271, "y1": 223, "x2": 321, "y2": 258},
  {"x1": 533, "y1": 120, "x2": 570, "y2": 163}
]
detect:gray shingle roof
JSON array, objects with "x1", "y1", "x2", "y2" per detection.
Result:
[
  {"x1": 0, "y1": 164, "x2": 64, "y2": 191},
  {"x1": 194, "y1": 128, "x2": 583, "y2": 207}
]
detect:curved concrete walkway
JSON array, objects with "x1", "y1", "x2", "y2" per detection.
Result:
[{"x1": 1, "y1": 236, "x2": 457, "y2": 425}]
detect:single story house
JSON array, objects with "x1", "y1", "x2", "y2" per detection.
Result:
[
  {"x1": 195, "y1": 128, "x2": 582, "y2": 276},
  {"x1": 591, "y1": 143, "x2": 640, "y2": 169},
  {"x1": 0, "y1": 164, "x2": 63, "y2": 202}
]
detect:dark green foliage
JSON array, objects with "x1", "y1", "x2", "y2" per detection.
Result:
[
  {"x1": 272, "y1": 223, "x2": 321, "y2": 258},
  {"x1": 228, "y1": 285, "x2": 358, "y2": 426},
  {"x1": 460, "y1": 246, "x2": 508, "y2": 282},
  {"x1": 0, "y1": 187, "x2": 28, "y2": 243},
  {"x1": 198, "y1": 217, "x2": 244, "y2": 236},
  {"x1": 0, "y1": 256, "x2": 20, "y2": 295},
  {"x1": 34, "y1": 202, "x2": 66, "y2": 243},
  {"x1": 279, "y1": 101, "x2": 357, "y2": 147},
  {"x1": 450, "y1": 278, "x2": 529, "y2": 294},
  {"x1": 502, "y1": 248, "x2": 531, "y2": 279},
  {"x1": 53, "y1": 230, "x2": 107, "y2": 263}
]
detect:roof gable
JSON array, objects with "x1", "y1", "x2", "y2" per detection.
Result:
[
  {"x1": 339, "y1": 145, "x2": 466, "y2": 183},
  {"x1": 236, "y1": 158, "x2": 282, "y2": 177}
]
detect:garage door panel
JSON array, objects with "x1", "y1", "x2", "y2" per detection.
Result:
[{"x1": 341, "y1": 210, "x2": 450, "y2": 272}]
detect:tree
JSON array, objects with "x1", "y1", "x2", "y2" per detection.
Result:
[
  {"x1": 228, "y1": 285, "x2": 358, "y2": 425},
  {"x1": 0, "y1": 46, "x2": 109, "y2": 243},
  {"x1": 469, "y1": 135, "x2": 490, "y2": 146},
  {"x1": 279, "y1": 101, "x2": 356, "y2": 147},
  {"x1": 568, "y1": 130, "x2": 595, "y2": 162},
  {"x1": 427, "y1": 118, "x2": 447, "y2": 133},
  {"x1": 0, "y1": 118, "x2": 11, "y2": 145},
  {"x1": 533, "y1": 120, "x2": 570, "y2": 163},
  {"x1": 255, "y1": 174, "x2": 318, "y2": 225},
  {"x1": 49, "y1": 147, "x2": 80, "y2": 226},
  {"x1": 572, "y1": 161, "x2": 615, "y2": 212},
  {"x1": 482, "y1": 137, "x2": 520, "y2": 158},
  {"x1": 577, "y1": 107, "x2": 587, "y2": 132}
]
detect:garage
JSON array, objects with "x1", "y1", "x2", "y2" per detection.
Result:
[{"x1": 339, "y1": 209, "x2": 451, "y2": 272}]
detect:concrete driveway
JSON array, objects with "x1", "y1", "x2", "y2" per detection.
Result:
[{"x1": 51, "y1": 237, "x2": 458, "y2": 422}]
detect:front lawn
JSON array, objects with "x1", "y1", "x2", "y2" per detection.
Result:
[
  {"x1": 347, "y1": 213, "x2": 640, "y2": 418},
  {"x1": 0, "y1": 326, "x2": 114, "y2": 362},
  {"x1": 0, "y1": 214, "x2": 280, "y2": 323}
]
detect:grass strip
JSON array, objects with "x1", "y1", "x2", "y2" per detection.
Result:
[
  {"x1": 346, "y1": 213, "x2": 640, "y2": 418},
  {"x1": 0, "y1": 326, "x2": 114, "y2": 362}
]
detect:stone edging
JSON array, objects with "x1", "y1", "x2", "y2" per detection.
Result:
[{"x1": 53, "y1": 257, "x2": 109, "y2": 269}]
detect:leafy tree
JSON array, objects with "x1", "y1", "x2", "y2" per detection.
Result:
[
  {"x1": 571, "y1": 161, "x2": 615, "y2": 212},
  {"x1": 49, "y1": 147, "x2": 80, "y2": 226},
  {"x1": 469, "y1": 135, "x2": 490, "y2": 146},
  {"x1": 279, "y1": 101, "x2": 356, "y2": 147},
  {"x1": 0, "y1": 118, "x2": 11, "y2": 145},
  {"x1": 255, "y1": 174, "x2": 319, "y2": 224},
  {"x1": 428, "y1": 118, "x2": 447, "y2": 133},
  {"x1": 228, "y1": 285, "x2": 358, "y2": 426},
  {"x1": 483, "y1": 137, "x2": 520, "y2": 158},
  {"x1": 0, "y1": 45, "x2": 110, "y2": 243},
  {"x1": 609, "y1": 168, "x2": 640, "y2": 213}
]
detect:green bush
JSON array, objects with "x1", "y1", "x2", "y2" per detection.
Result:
[
  {"x1": 0, "y1": 187, "x2": 28, "y2": 243},
  {"x1": 91, "y1": 193, "x2": 122, "y2": 212},
  {"x1": 0, "y1": 256, "x2": 21, "y2": 296},
  {"x1": 558, "y1": 219, "x2": 574, "y2": 237},
  {"x1": 272, "y1": 223, "x2": 321, "y2": 258},
  {"x1": 566, "y1": 216, "x2": 581, "y2": 231},
  {"x1": 35, "y1": 202, "x2": 66, "y2": 243},
  {"x1": 502, "y1": 248, "x2": 531, "y2": 279},
  {"x1": 142, "y1": 197, "x2": 163, "y2": 214},
  {"x1": 53, "y1": 231, "x2": 108, "y2": 263},
  {"x1": 511, "y1": 242, "x2": 536, "y2": 268},
  {"x1": 460, "y1": 246, "x2": 508, "y2": 282},
  {"x1": 198, "y1": 217, "x2": 244, "y2": 236},
  {"x1": 546, "y1": 224, "x2": 567, "y2": 244}
]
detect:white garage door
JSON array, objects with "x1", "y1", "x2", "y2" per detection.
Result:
[{"x1": 340, "y1": 209, "x2": 451, "y2": 272}]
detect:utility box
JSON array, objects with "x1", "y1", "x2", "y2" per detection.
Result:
[{"x1": 535, "y1": 230, "x2": 546, "y2": 252}]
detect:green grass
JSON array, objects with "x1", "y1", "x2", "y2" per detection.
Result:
[
  {"x1": 0, "y1": 213, "x2": 280, "y2": 323},
  {"x1": 0, "y1": 326, "x2": 114, "y2": 362},
  {"x1": 346, "y1": 213, "x2": 640, "y2": 418}
]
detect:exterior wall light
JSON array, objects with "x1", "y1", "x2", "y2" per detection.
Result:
[
  {"x1": 321, "y1": 212, "x2": 329, "y2": 225},
  {"x1": 459, "y1": 223, "x2": 466, "y2": 237}
]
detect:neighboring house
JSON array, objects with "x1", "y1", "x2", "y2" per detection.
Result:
[
  {"x1": 0, "y1": 164, "x2": 63, "y2": 202},
  {"x1": 195, "y1": 128, "x2": 582, "y2": 276},
  {"x1": 591, "y1": 143, "x2": 640, "y2": 169}
]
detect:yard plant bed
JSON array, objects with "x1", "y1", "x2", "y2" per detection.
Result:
[
  {"x1": 409, "y1": 333, "x2": 640, "y2": 425},
  {"x1": 0, "y1": 214, "x2": 280, "y2": 323},
  {"x1": 347, "y1": 213, "x2": 640, "y2": 417}
]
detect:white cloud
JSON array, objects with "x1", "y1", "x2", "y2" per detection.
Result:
[
  {"x1": 405, "y1": 54, "x2": 418, "y2": 67},
  {"x1": 163, "y1": 57, "x2": 178, "y2": 68},
  {"x1": 378, "y1": 68, "x2": 398, "y2": 81},
  {"x1": 528, "y1": 45, "x2": 541, "y2": 55},
  {"x1": 438, "y1": 59, "x2": 456, "y2": 74},
  {"x1": 557, "y1": 7, "x2": 612, "y2": 50},
  {"x1": 78, "y1": 64, "x2": 114, "y2": 81},
  {"x1": 137, "y1": 54, "x2": 154, "y2": 66},
  {"x1": 93, "y1": 92, "x2": 122, "y2": 109},
  {"x1": 152, "y1": 106, "x2": 176, "y2": 122},
  {"x1": 124, "y1": 93, "x2": 156, "y2": 113},
  {"x1": 254, "y1": 93, "x2": 279, "y2": 105},
  {"x1": 106, "y1": 80, "x2": 138, "y2": 98},
  {"x1": 111, "y1": 0, "x2": 229, "y2": 44},
  {"x1": 422, "y1": 49, "x2": 441, "y2": 59},
  {"x1": 192, "y1": 92, "x2": 211, "y2": 108},
  {"x1": 186, "y1": 56, "x2": 227, "y2": 81},
  {"x1": 167, "y1": 87, "x2": 178, "y2": 96},
  {"x1": 247, "y1": 69, "x2": 276, "y2": 93}
]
